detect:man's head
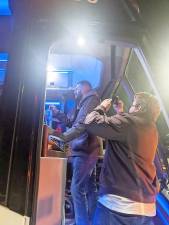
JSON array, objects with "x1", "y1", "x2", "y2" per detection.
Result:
[
  {"x1": 129, "y1": 92, "x2": 161, "y2": 122},
  {"x1": 74, "y1": 80, "x2": 92, "y2": 100}
]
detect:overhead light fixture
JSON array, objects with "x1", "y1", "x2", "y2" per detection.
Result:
[{"x1": 88, "y1": 0, "x2": 98, "y2": 3}]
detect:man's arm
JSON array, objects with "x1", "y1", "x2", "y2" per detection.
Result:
[
  {"x1": 84, "y1": 105, "x2": 128, "y2": 141},
  {"x1": 50, "y1": 96, "x2": 100, "y2": 142}
]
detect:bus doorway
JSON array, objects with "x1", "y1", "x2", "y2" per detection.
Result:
[
  {"x1": 35, "y1": 38, "x2": 131, "y2": 225},
  {"x1": 35, "y1": 38, "x2": 169, "y2": 225}
]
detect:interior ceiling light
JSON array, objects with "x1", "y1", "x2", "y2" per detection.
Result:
[
  {"x1": 88, "y1": 0, "x2": 98, "y2": 3},
  {"x1": 74, "y1": 0, "x2": 98, "y2": 3}
]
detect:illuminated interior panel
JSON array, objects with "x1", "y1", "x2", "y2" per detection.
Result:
[
  {"x1": 0, "y1": 0, "x2": 11, "y2": 15},
  {"x1": 0, "y1": 53, "x2": 8, "y2": 96},
  {"x1": 46, "y1": 70, "x2": 72, "y2": 90}
]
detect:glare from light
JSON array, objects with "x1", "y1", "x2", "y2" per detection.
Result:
[
  {"x1": 88, "y1": 0, "x2": 98, "y2": 3},
  {"x1": 45, "y1": 101, "x2": 60, "y2": 105},
  {"x1": 47, "y1": 71, "x2": 57, "y2": 84},
  {"x1": 46, "y1": 64, "x2": 55, "y2": 72},
  {"x1": 77, "y1": 36, "x2": 86, "y2": 47}
]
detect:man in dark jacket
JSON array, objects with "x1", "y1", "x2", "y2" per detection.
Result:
[
  {"x1": 84, "y1": 92, "x2": 161, "y2": 225},
  {"x1": 52, "y1": 80, "x2": 100, "y2": 225}
]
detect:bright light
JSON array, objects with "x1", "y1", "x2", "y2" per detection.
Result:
[
  {"x1": 47, "y1": 71, "x2": 57, "y2": 84},
  {"x1": 77, "y1": 36, "x2": 86, "y2": 47},
  {"x1": 46, "y1": 64, "x2": 55, "y2": 72}
]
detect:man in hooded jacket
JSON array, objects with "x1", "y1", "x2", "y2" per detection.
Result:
[
  {"x1": 84, "y1": 92, "x2": 161, "y2": 225},
  {"x1": 52, "y1": 80, "x2": 101, "y2": 225}
]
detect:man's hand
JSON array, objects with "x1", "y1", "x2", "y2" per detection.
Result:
[
  {"x1": 100, "y1": 99, "x2": 112, "y2": 112},
  {"x1": 113, "y1": 100, "x2": 124, "y2": 113}
]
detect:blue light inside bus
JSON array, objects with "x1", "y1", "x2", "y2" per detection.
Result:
[
  {"x1": 0, "y1": 0, "x2": 12, "y2": 15},
  {"x1": 156, "y1": 194, "x2": 169, "y2": 225},
  {"x1": 0, "y1": 53, "x2": 8, "y2": 61},
  {"x1": 45, "y1": 101, "x2": 61, "y2": 109},
  {"x1": 45, "y1": 101, "x2": 61, "y2": 105},
  {"x1": 0, "y1": 53, "x2": 8, "y2": 85}
]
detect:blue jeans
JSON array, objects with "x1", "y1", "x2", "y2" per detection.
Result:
[
  {"x1": 71, "y1": 156, "x2": 98, "y2": 225},
  {"x1": 93, "y1": 203, "x2": 154, "y2": 225}
]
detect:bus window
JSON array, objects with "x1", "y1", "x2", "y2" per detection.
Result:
[
  {"x1": 118, "y1": 50, "x2": 169, "y2": 182},
  {"x1": 125, "y1": 51, "x2": 154, "y2": 93},
  {"x1": 125, "y1": 51, "x2": 169, "y2": 136}
]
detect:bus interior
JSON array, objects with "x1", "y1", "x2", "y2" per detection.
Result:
[
  {"x1": 0, "y1": 1, "x2": 169, "y2": 225},
  {"x1": 42, "y1": 40, "x2": 169, "y2": 225}
]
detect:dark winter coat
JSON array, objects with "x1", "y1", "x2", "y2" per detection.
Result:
[{"x1": 84, "y1": 105, "x2": 159, "y2": 203}]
